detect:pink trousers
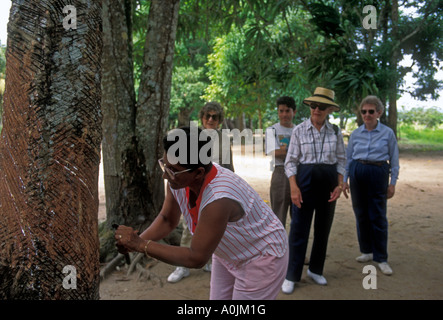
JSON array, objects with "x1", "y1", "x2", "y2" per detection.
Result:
[{"x1": 210, "y1": 251, "x2": 289, "y2": 300}]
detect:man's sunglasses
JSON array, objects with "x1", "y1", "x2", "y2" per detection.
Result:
[
  {"x1": 158, "y1": 158, "x2": 192, "y2": 180},
  {"x1": 309, "y1": 103, "x2": 329, "y2": 111},
  {"x1": 361, "y1": 109, "x2": 376, "y2": 115},
  {"x1": 204, "y1": 114, "x2": 219, "y2": 121}
]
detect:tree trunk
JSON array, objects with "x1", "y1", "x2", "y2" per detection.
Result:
[
  {"x1": 387, "y1": 0, "x2": 399, "y2": 138},
  {"x1": 99, "y1": 1, "x2": 180, "y2": 259},
  {"x1": 177, "y1": 107, "x2": 194, "y2": 127},
  {"x1": 101, "y1": 0, "x2": 142, "y2": 229},
  {"x1": 0, "y1": 0, "x2": 102, "y2": 299},
  {"x1": 136, "y1": 0, "x2": 180, "y2": 218}
]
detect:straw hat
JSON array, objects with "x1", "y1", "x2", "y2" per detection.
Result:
[{"x1": 303, "y1": 87, "x2": 340, "y2": 111}]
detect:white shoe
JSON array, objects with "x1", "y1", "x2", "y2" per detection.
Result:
[
  {"x1": 281, "y1": 279, "x2": 296, "y2": 294},
  {"x1": 307, "y1": 269, "x2": 327, "y2": 285},
  {"x1": 167, "y1": 267, "x2": 190, "y2": 283},
  {"x1": 378, "y1": 262, "x2": 393, "y2": 275},
  {"x1": 203, "y1": 263, "x2": 211, "y2": 272},
  {"x1": 356, "y1": 253, "x2": 373, "y2": 263}
]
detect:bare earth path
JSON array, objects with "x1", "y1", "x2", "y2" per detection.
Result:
[{"x1": 98, "y1": 148, "x2": 443, "y2": 300}]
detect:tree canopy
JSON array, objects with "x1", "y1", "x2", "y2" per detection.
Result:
[{"x1": 169, "y1": 0, "x2": 443, "y2": 132}]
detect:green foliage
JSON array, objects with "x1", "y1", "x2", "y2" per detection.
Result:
[
  {"x1": 398, "y1": 124, "x2": 443, "y2": 151},
  {"x1": 398, "y1": 106, "x2": 443, "y2": 150},
  {"x1": 297, "y1": 0, "x2": 443, "y2": 132},
  {"x1": 169, "y1": 66, "x2": 207, "y2": 128},
  {"x1": 115, "y1": 0, "x2": 443, "y2": 131},
  {"x1": 400, "y1": 1, "x2": 443, "y2": 101},
  {"x1": 203, "y1": 5, "x2": 314, "y2": 127},
  {"x1": 398, "y1": 107, "x2": 443, "y2": 129},
  {"x1": 0, "y1": 45, "x2": 5, "y2": 76}
]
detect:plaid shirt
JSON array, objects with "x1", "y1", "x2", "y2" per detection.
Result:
[{"x1": 285, "y1": 118, "x2": 346, "y2": 178}]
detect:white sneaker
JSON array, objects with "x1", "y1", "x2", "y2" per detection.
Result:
[
  {"x1": 378, "y1": 262, "x2": 393, "y2": 275},
  {"x1": 356, "y1": 253, "x2": 373, "y2": 263},
  {"x1": 307, "y1": 269, "x2": 327, "y2": 285},
  {"x1": 203, "y1": 263, "x2": 211, "y2": 272},
  {"x1": 167, "y1": 267, "x2": 190, "y2": 283},
  {"x1": 281, "y1": 279, "x2": 296, "y2": 294}
]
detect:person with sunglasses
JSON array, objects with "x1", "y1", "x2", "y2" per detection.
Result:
[
  {"x1": 115, "y1": 126, "x2": 288, "y2": 300},
  {"x1": 342, "y1": 95, "x2": 399, "y2": 276},
  {"x1": 167, "y1": 101, "x2": 235, "y2": 283},
  {"x1": 199, "y1": 101, "x2": 234, "y2": 172},
  {"x1": 282, "y1": 87, "x2": 346, "y2": 294}
]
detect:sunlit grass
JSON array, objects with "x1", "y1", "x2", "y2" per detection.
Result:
[{"x1": 398, "y1": 125, "x2": 443, "y2": 151}]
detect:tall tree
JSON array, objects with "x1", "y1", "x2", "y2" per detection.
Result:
[
  {"x1": 0, "y1": 0, "x2": 102, "y2": 299},
  {"x1": 100, "y1": 0, "x2": 180, "y2": 251},
  {"x1": 101, "y1": 0, "x2": 139, "y2": 230},
  {"x1": 136, "y1": 0, "x2": 180, "y2": 217},
  {"x1": 301, "y1": 0, "x2": 442, "y2": 134}
]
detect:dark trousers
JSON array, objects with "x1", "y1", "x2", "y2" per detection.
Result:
[
  {"x1": 286, "y1": 164, "x2": 337, "y2": 282},
  {"x1": 349, "y1": 160, "x2": 390, "y2": 263}
]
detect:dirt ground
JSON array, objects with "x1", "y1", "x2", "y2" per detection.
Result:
[{"x1": 98, "y1": 146, "x2": 443, "y2": 300}]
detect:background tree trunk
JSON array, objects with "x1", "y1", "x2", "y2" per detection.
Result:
[
  {"x1": 135, "y1": 0, "x2": 180, "y2": 218},
  {"x1": 388, "y1": 0, "x2": 399, "y2": 138},
  {"x1": 177, "y1": 107, "x2": 194, "y2": 127},
  {"x1": 0, "y1": 0, "x2": 102, "y2": 299},
  {"x1": 99, "y1": 0, "x2": 181, "y2": 259},
  {"x1": 101, "y1": 0, "x2": 139, "y2": 228}
]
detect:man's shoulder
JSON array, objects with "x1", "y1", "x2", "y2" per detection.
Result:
[{"x1": 266, "y1": 123, "x2": 279, "y2": 130}]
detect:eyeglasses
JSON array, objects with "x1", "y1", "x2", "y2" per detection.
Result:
[
  {"x1": 361, "y1": 109, "x2": 376, "y2": 115},
  {"x1": 310, "y1": 103, "x2": 329, "y2": 111},
  {"x1": 204, "y1": 113, "x2": 219, "y2": 121},
  {"x1": 158, "y1": 158, "x2": 192, "y2": 180}
]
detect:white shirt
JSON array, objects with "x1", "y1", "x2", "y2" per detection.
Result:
[
  {"x1": 285, "y1": 118, "x2": 346, "y2": 178},
  {"x1": 265, "y1": 123, "x2": 295, "y2": 167}
]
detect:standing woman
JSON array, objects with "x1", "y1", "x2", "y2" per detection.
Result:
[
  {"x1": 282, "y1": 87, "x2": 346, "y2": 294},
  {"x1": 343, "y1": 96, "x2": 399, "y2": 275}
]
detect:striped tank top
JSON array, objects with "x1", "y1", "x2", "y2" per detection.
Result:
[{"x1": 170, "y1": 163, "x2": 288, "y2": 268}]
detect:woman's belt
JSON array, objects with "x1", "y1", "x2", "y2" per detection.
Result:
[{"x1": 356, "y1": 159, "x2": 387, "y2": 167}]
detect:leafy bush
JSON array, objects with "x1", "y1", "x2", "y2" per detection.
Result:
[
  {"x1": 398, "y1": 107, "x2": 443, "y2": 129},
  {"x1": 398, "y1": 124, "x2": 443, "y2": 151}
]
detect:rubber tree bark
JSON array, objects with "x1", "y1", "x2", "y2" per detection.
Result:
[{"x1": 0, "y1": 0, "x2": 102, "y2": 299}]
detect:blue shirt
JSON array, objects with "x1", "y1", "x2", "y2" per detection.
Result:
[{"x1": 344, "y1": 121, "x2": 399, "y2": 185}]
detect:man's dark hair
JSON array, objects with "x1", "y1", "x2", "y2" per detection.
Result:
[
  {"x1": 162, "y1": 126, "x2": 213, "y2": 171},
  {"x1": 276, "y1": 96, "x2": 296, "y2": 111}
]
